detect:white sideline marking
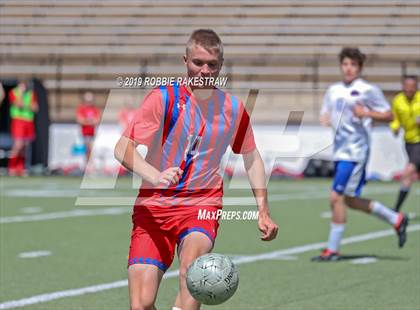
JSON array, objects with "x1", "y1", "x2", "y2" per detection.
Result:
[
  {"x1": 3, "y1": 185, "x2": 405, "y2": 199},
  {"x1": 74, "y1": 186, "x2": 402, "y2": 206},
  {"x1": 20, "y1": 207, "x2": 43, "y2": 214},
  {"x1": 228, "y1": 254, "x2": 298, "y2": 261},
  {"x1": 1, "y1": 188, "x2": 418, "y2": 224},
  {"x1": 18, "y1": 251, "x2": 51, "y2": 259},
  {"x1": 351, "y1": 257, "x2": 378, "y2": 265},
  {"x1": 320, "y1": 211, "x2": 332, "y2": 219},
  {"x1": 0, "y1": 193, "x2": 344, "y2": 224},
  {"x1": 0, "y1": 207, "x2": 131, "y2": 224},
  {"x1": 0, "y1": 224, "x2": 418, "y2": 309}
]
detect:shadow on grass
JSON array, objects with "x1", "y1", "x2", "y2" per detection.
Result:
[{"x1": 340, "y1": 254, "x2": 408, "y2": 261}]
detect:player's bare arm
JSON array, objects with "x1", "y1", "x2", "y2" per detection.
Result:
[
  {"x1": 114, "y1": 136, "x2": 182, "y2": 187},
  {"x1": 242, "y1": 148, "x2": 278, "y2": 241},
  {"x1": 319, "y1": 113, "x2": 331, "y2": 126}
]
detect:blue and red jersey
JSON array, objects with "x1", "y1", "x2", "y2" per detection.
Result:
[{"x1": 123, "y1": 85, "x2": 256, "y2": 207}]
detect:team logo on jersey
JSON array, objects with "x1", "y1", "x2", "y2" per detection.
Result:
[
  {"x1": 350, "y1": 90, "x2": 360, "y2": 96},
  {"x1": 177, "y1": 103, "x2": 187, "y2": 110}
]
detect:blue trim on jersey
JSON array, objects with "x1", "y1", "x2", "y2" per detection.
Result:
[
  {"x1": 169, "y1": 85, "x2": 180, "y2": 134},
  {"x1": 160, "y1": 85, "x2": 169, "y2": 117},
  {"x1": 128, "y1": 257, "x2": 168, "y2": 272},
  {"x1": 176, "y1": 153, "x2": 193, "y2": 190},
  {"x1": 159, "y1": 86, "x2": 169, "y2": 171},
  {"x1": 182, "y1": 101, "x2": 204, "y2": 187},
  {"x1": 175, "y1": 92, "x2": 193, "y2": 190},
  {"x1": 208, "y1": 90, "x2": 230, "y2": 170},
  {"x1": 226, "y1": 93, "x2": 239, "y2": 148},
  {"x1": 176, "y1": 105, "x2": 197, "y2": 189},
  {"x1": 161, "y1": 85, "x2": 188, "y2": 171},
  {"x1": 177, "y1": 227, "x2": 214, "y2": 245},
  {"x1": 172, "y1": 93, "x2": 191, "y2": 169},
  {"x1": 195, "y1": 94, "x2": 215, "y2": 187}
]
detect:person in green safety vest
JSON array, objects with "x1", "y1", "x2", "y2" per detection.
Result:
[{"x1": 8, "y1": 81, "x2": 38, "y2": 176}]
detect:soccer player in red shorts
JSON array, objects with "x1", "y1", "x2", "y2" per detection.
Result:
[
  {"x1": 76, "y1": 92, "x2": 100, "y2": 164},
  {"x1": 115, "y1": 29, "x2": 278, "y2": 310},
  {"x1": 8, "y1": 82, "x2": 38, "y2": 176}
]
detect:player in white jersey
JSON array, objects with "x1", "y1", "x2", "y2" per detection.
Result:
[{"x1": 312, "y1": 48, "x2": 409, "y2": 261}]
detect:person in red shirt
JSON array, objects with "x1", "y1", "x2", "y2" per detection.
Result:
[
  {"x1": 76, "y1": 92, "x2": 100, "y2": 163},
  {"x1": 8, "y1": 81, "x2": 38, "y2": 176},
  {"x1": 118, "y1": 99, "x2": 137, "y2": 132},
  {"x1": 114, "y1": 29, "x2": 278, "y2": 310}
]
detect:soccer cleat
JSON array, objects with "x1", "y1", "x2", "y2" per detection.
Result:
[
  {"x1": 394, "y1": 213, "x2": 409, "y2": 248},
  {"x1": 311, "y1": 249, "x2": 341, "y2": 262}
]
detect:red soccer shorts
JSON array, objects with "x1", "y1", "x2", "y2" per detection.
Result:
[
  {"x1": 128, "y1": 205, "x2": 220, "y2": 272},
  {"x1": 11, "y1": 118, "x2": 35, "y2": 140}
]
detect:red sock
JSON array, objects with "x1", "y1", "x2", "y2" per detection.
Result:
[
  {"x1": 8, "y1": 155, "x2": 18, "y2": 174},
  {"x1": 16, "y1": 155, "x2": 25, "y2": 175}
]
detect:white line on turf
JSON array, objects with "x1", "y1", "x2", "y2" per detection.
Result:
[
  {"x1": 3, "y1": 185, "x2": 411, "y2": 199},
  {"x1": 18, "y1": 251, "x2": 51, "y2": 258},
  {"x1": 74, "y1": 187, "x2": 406, "y2": 206},
  {"x1": 1, "y1": 187, "x2": 417, "y2": 224},
  {"x1": 0, "y1": 207, "x2": 131, "y2": 224},
  {"x1": 20, "y1": 207, "x2": 43, "y2": 214},
  {"x1": 350, "y1": 257, "x2": 378, "y2": 265},
  {"x1": 0, "y1": 224, "x2": 418, "y2": 309}
]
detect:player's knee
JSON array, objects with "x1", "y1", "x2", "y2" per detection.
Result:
[
  {"x1": 407, "y1": 163, "x2": 417, "y2": 175},
  {"x1": 130, "y1": 289, "x2": 157, "y2": 310},
  {"x1": 330, "y1": 191, "x2": 342, "y2": 206},
  {"x1": 130, "y1": 299, "x2": 155, "y2": 310},
  {"x1": 178, "y1": 263, "x2": 189, "y2": 282},
  {"x1": 178, "y1": 257, "x2": 196, "y2": 287}
]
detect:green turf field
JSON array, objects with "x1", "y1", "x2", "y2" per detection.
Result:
[{"x1": 0, "y1": 176, "x2": 419, "y2": 310}]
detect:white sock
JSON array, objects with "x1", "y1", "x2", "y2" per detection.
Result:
[
  {"x1": 327, "y1": 222, "x2": 345, "y2": 252},
  {"x1": 371, "y1": 201, "x2": 399, "y2": 226},
  {"x1": 172, "y1": 307, "x2": 182, "y2": 310}
]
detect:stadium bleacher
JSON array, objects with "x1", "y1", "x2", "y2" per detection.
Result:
[{"x1": 1, "y1": 0, "x2": 419, "y2": 123}]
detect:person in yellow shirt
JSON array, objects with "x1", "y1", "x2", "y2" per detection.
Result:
[{"x1": 390, "y1": 75, "x2": 420, "y2": 211}]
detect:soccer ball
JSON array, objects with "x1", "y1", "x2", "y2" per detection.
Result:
[{"x1": 186, "y1": 253, "x2": 239, "y2": 305}]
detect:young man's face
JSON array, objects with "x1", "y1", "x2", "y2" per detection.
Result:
[
  {"x1": 402, "y1": 78, "x2": 417, "y2": 100},
  {"x1": 184, "y1": 44, "x2": 223, "y2": 89},
  {"x1": 83, "y1": 92, "x2": 94, "y2": 105},
  {"x1": 340, "y1": 57, "x2": 361, "y2": 83},
  {"x1": 18, "y1": 82, "x2": 27, "y2": 92}
]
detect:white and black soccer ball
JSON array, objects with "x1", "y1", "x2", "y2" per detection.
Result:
[{"x1": 186, "y1": 253, "x2": 239, "y2": 305}]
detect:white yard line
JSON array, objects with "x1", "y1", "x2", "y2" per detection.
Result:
[
  {"x1": 0, "y1": 224, "x2": 418, "y2": 309},
  {"x1": 3, "y1": 184, "x2": 415, "y2": 199},
  {"x1": 74, "y1": 187, "x2": 402, "y2": 206},
  {"x1": 1, "y1": 187, "x2": 417, "y2": 224},
  {"x1": 0, "y1": 207, "x2": 131, "y2": 224},
  {"x1": 18, "y1": 251, "x2": 51, "y2": 259}
]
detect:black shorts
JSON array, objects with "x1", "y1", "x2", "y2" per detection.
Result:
[{"x1": 405, "y1": 142, "x2": 420, "y2": 171}]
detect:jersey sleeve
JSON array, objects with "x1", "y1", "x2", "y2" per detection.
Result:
[
  {"x1": 76, "y1": 104, "x2": 85, "y2": 118},
  {"x1": 366, "y1": 85, "x2": 390, "y2": 113},
  {"x1": 122, "y1": 89, "x2": 163, "y2": 147},
  {"x1": 230, "y1": 100, "x2": 256, "y2": 154}
]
